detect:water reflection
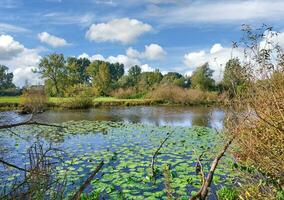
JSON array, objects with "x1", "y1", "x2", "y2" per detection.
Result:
[{"x1": 30, "y1": 106, "x2": 225, "y2": 129}]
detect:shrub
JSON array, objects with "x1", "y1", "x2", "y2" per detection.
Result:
[
  {"x1": 110, "y1": 88, "x2": 144, "y2": 99},
  {"x1": 63, "y1": 94, "x2": 93, "y2": 109},
  {"x1": 146, "y1": 84, "x2": 218, "y2": 105},
  {"x1": 64, "y1": 84, "x2": 95, "y2": 97},
  {"x1": 20, "y1": 88, "x2": 47, "y2": 113}
]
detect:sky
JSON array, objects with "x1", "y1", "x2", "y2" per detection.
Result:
[{"x1": 0, "y1": 0, "x2": 284, "y2": 86}]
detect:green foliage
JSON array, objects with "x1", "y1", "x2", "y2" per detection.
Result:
[
  {"x1": 161, "y1": 72, "x2": 187, "y2": 87},
  {"x1": 191, "y1": 63, "x2": 215, "y2": 91},
  {"x1": 0, "y1": 65, "x2": 15, "y2": 90},
  {"x1": 37, "y1": 53, "x2": 67, "y2": 97},
  {"x1": 64, "y1": 84, "x2": 94, "y2": 97},
  {"x1": 66, "y1": 57, "x2": 91, "y2": 85},
  {"x1": 138, "y1": 70, "x2": 163, "y2": 91},
  {"x1": 217, "y1": 187, "x2": 238, "y2": 200},
  {"x1": 222, "y1": 58, "x2": 245, "y2": 97},
  {"x1": 87, "y1": 60, "x2": 124, "y2": 96},
  {"x1": 64, "y1": 94, "x2": 93, "y2": 109},
  {"x1": 110, "y1": 87, "x2": 144, "y2": 99}
]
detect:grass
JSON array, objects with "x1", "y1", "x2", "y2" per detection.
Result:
[
  {"x1": 0, "y1": 96, "x2": 20, "y2": 103},
  {"x1": 0, "y1": 96, "x2": 155, "y2": 110}
]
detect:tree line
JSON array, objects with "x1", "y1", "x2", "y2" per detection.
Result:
[{"x1": 0, "y1": 52, "x2": 245, "y2": 98}]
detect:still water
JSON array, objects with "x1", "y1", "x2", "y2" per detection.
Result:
[{"x1": 32, "y1": 106, "x2": 225, "y2": 129}]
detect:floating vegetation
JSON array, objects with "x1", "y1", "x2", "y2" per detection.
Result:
[{"x1": 0, "y1": 121, "x2": 239, "y2": 199}]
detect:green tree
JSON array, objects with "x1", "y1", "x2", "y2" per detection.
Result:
[
  {"x1": 138, "y1": 70, "x2": 163, "y2": 91},
  {"x1": 66, "y1": 57, "x2": 91, "y2": 85},
  {"x1": 191, "y1": 63, "x2": 215, "y2": 91},
  {"x1": 222, "y1": 58, "x2": 245, "y2": 96},
  {"x1": 109, "y1": 63, "x2": 124, "y2": 82},
  {"x1": 87, "y1": 60, "x2": 111, "y2": 95},
  {"x1": 37, "y1": 53, "x2": 67, "y2": 96},
  {"x1": 161, "y1": 72, "x2": 186, "y2": 87},
  {"x1": 0, "y1": 65, "x2": 15, "y2": 90}
]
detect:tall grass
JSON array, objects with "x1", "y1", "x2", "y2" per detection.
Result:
[
  {"x1": 20, "y1": 89, "x2": 47, "y2": 113},
  {"x1": 147, "y1": 84, "x2": 218, "y2": 105}
]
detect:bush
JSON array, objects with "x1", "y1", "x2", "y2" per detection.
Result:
[
  {"x1": 110, "y1": 88, "x2": 144, "y2": 99},
  {"x1": 64, "y1": 84, "x2": 95, "y2": 97},
  {"x1": 20, "y1": 89, "x2": 47, "y2": 113},
  {"x1": 146, "y1": 84, "x2": 218, "y2": 105},
  {"x1": 63, "y1": 94, "x2": 93, "y2": 109}
]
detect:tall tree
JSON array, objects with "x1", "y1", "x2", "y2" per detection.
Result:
[
  {"x1": 161, "y1": 72, "x2": 186, "y2": 87},
  {"x1": 0, "y1": 65, "x2": 15, "y2": 90},
  {"x1": 139, "y1": 70, "x2": 163, "y2": 91},
  {"x1": 87, "y1": 60, "x2": 111, "y2": 95},
  {"x1": 66, "y1": 57, "x2": 91, "y2": 85},
  {"x1": 191, "y1": 63, "x2": 215, "y2": 91},
  {"x1": 222, "y1": 58, "x2": 245, "y2": 96},
  {"x1": 128, "y1": 65, "x2": 141, "y2": 86},
  {"x1": 37, "y1": 53, "x2": 67, "y2": 96}
]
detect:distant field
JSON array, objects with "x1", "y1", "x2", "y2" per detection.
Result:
[
  {"x1": 0, "y1": 96, "x2": 20, "y2": 103},
  {"x1": 0, "y1": 96, "x2": 148, "y2": 104}
]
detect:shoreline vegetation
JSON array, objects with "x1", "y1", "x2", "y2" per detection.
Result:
[{"x1": 0, "y1": 94, "x2": 219, "y2": 111}]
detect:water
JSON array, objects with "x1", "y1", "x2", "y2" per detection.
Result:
[
  {"x1": 0, "y1": 106, "x2": 233, "y2": 199},
  {"x1": 33, "y1": 106, "x2": 225, "y2": 129}
]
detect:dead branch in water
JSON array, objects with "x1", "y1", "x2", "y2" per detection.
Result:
[
  {"x1": 151, "y1": 132, "x2": 172, "y2": 180},
  {"x1": 0, "y1": 121, "x2": 65, "y2": 129},
  {"x1": 71, "y1": 161, "x2": 104, "y2": 200},
  {"x1": 190, "y1": 138, "x2": 234, "y2": 200},
  {"x1": 0, "y1": 159, "x2": 29, "y2": 172}
]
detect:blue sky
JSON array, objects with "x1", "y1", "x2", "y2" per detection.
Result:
[{"x1": 0, "y1": 0, "x2": 284, "y2": 86}]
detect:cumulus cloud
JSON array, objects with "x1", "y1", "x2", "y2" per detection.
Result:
[
  {"x1": 78, "y1": 49, "x2": 155, "y2": 72},
  {"x1": 38, "y1": 32, "x2": 69, "y2": 47},
  {"x1": 126, "y1": 43, "x2": 166, "y2": 60},
  {"x1": 184, "y1": 43, "x2": 243, "y2": 81},
  {"x1": 0, "y1": 34, "x2": 42, "y2": 87},
  {"x1": 0, "y1": 35, "x2": 25, "y2": 60},
  {"x1": 85, "y1": 18, "x2": 152, "y2": 44}
]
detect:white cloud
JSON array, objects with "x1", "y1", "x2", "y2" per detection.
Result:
[
  {"x1": 126, "y1": 43, "x2": 166, "y2": 60},
  {"x1": 144, "y1": 44, "x2": 166, "y2": 60},
  {"x1": 145, "y1": 0, "x2": 284, "y2": 25},
  {"x1": 0, "y1": 23, "x2": 28, "y2": 34},
  {"x1": 0, "y1": 34, "x2": 25, "y2": 60},
  {"x1": 0, "y1": 34, "x2": 42, "y2": 87},
  {"x1": 78, "y1": 51, "x2": 156, "y2": 72},
  {"x1": 38, "y1": 32, "x2": 69, "y2": 47},
  {"x1": 183, "y1": 50, "x2": 206, "y2": 68},
  {"x1": 141, "y1": 64, "x2": 154, "y2": 72},
  {"x1": 184, "y1": 43, "x2": 243, "y2": 81},
  {"x1": 86, "y1": 18, "x2": 152, "y2": 44},
  {"x1": 260, "y1": 31, "x2": 284, "y2": 50}
]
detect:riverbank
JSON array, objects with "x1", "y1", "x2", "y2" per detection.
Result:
[{"x1": 0, "y1": 96, "x2": 218, "y2": 111}]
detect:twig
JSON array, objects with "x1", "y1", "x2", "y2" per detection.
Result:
[
  {"x1": 71, "y1": 161, "x2": 104, "y2": 200},
  {"x1": 151, "y1": 132, "x2": 172, "y2": 180}
]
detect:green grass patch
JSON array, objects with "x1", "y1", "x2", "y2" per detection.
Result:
[{"x1": 0, "y1": 96, "x2": 20, "y2": 103}]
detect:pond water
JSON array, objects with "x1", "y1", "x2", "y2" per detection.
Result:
[
  {"x1": 33, "y1": 106, "x2": 225, "y2": 129},
  {"x1": 0, "y1": 106, "x2": 237, "y2": 199}
]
